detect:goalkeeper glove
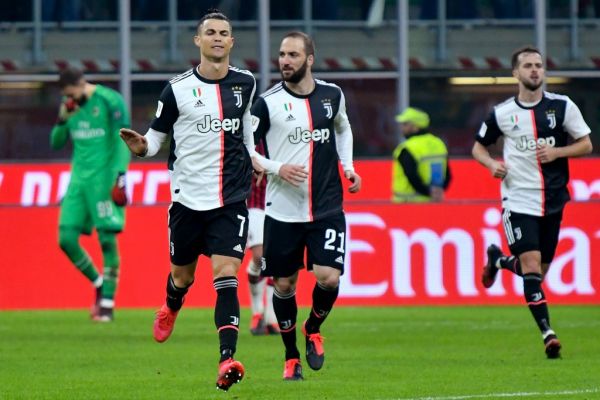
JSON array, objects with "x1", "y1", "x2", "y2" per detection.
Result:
[
  {"x1": 111, "y1": 172, "x2": 127, "y2": 206},
  {"x1": 57, "y1": 98, "x2": 77, "y2": 125}
]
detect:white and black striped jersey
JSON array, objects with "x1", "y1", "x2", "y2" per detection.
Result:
[
  {"x1": 251, "y1": 80, "x2": 355, "y2": 223},
  {"x1": 475, "y1": 91, "x2": 590, "y2": 216},
  {"x1": 150, "y1": 66, "x2": 256, "y2": 211}
]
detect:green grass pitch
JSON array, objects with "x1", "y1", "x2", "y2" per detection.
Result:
[{"x1": 1, "y1": 306, "x2": 599, "y2": 399}]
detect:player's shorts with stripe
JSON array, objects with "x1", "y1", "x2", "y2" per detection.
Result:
[
  {"x1": 502, "y1": 208, "x2": 563, "y2": 264},
  {"x1": 262, "y1": 212, "x2": 346, "y2": 278},
  {"x1": 247, "y1": 208, "x2": 265, "y2": 249},
  {"x1": 59, "y1": 180, "x2": 125, "y2": 234},
  {"x1": 168, "y1": 201, "x2": 248, "y2": 266}
]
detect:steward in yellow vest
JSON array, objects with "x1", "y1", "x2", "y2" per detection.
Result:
[{"x1": 392, "y1": 107, "x2": 451, "y2": 202}]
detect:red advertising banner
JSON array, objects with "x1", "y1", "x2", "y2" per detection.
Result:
[
  {"x1": 1, "y1": 202, "x2": 598, "y2": 309},
  {"x1": 1, "y1": 158, "x2": 600, "y2": 206}
]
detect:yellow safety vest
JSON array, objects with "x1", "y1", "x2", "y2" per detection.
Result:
[{"x1": 391, "y1": 132, "x2": 448, "y2": 203}]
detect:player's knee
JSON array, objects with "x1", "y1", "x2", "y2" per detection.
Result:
[
  {"x1": 317, "y1": 275, "x2": 340, "y2": 290},
  {"x1": 97, "y1": 230, "x2": 117, "y2": 252},
  {"x1": 58, "y1": 228, "x2": 79, "y2": 254},
  {"x1": 273, "y1": 278, "x2": 296, "y2": 294},
  {"x1": 246, "y1": 260, "x2": 262, "y2": 277},
  {"x1": 171, "y1": 269, "x2": 195, "y2": 287},
  {"x1": 520, "y1": 260, "x2": 541, "y2": 274}
]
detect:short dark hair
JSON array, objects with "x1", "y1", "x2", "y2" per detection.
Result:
[
  {"x1": 58, "y1": 66, "x2": 84, "y2": 88},
  {"x1": 196, "y1": 9, "x2": 231, "y2": 33},
  {"x1": 282, "y1": 31, "x2": 315, "y2": 57},
  {"x1": 511, "y1": 46, "x2": 542, "y2": 69}
]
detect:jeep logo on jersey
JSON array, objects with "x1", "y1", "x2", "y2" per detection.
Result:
[
  {"x1": 322, "y1": 99, "x2": 333, "y2": 119},
  {"x1": 289, "y1": 127, "x2": 330, "y2": 144},
  {"x1": 196, "y1": 115, "x2": 241, "y2": 135},
  {"x1": 516, "y1": 135, "x2": 556, "y2": 151},
  {"x1": 232, "y1": 86, "x2": 243, "y2": 108}
]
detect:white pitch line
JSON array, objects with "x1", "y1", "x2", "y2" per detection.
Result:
[{"x1": 383, "y1": 388, "x2": 600, "y2": 400}]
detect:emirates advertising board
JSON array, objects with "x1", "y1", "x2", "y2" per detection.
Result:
[{"x1": 1, "y1": 159, "x2": 599, "y2": 309}]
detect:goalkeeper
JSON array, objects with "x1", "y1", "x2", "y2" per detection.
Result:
[{"x1": 50, "y1": 67, "x2": 131, "y2": 322}]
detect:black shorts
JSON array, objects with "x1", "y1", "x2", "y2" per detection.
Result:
[
  {"x1": 168, "y1": 201, "x2": 248, "y2": 266},
  {"x1": 502, "y1": 209, "x2": 563, "y2": 264},
  {"x1": 262, "y1": 212, "x2": 346, "y2": 278}
]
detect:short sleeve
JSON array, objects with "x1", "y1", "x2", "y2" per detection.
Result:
[
  {"x1": 250, "y1": 96, "x2": 271, "y2": 144},
  {"x1": 150, "y1": 84, "x2": 179, "y2": 134},
  {"x1": 563, "y1": 98, "x2": 591, "y2": 140},
  {"x1": 475, "y1": 111, "x2": 503, "y2": 146}
]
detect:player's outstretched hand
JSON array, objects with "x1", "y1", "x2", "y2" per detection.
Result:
[
  {"x1": 119, "y1": 128, "x2": 148, "y2": 157},
  {"x1": 345, "y1": 170, "x2": 362, "y2": 193},
  {"x1": 279, "y1": 164, "x2": 308, "y2": 187}
]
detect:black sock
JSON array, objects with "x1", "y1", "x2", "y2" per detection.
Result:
[
  {"x1": 214, "y1": 277, "x2": 240, "y2": 362},
  {"x1": 500, "y1": 256, "x2": 523, "y2": 276},
  {"x1": 166, "y1": 274, "x2": 192, "y2": 312},
  {"x1": 305, "y1": 282, "x2": 339, "y2": 334},
  {"x1": 523, "y1": 273, "x2": 551, "y2": 333},
  {"x1": 273, "y1": 288, "x2": 300, "y2": 360}
]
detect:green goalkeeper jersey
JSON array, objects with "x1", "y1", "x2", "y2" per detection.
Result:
[{"x1": 50, "y1": 84, "x2": 131, "y2": 183}]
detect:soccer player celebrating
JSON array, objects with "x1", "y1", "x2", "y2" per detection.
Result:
[
  {"x1": 472, "y1": 46, "x2": 593, "y2": 359},
  {"x1": 251, "y1": 31, "x2": 362, "y2": 380},
  {"x1": 119, "y1": 10, "x2": 261, "y2": 391},
  {"x1": 50, "y1": 66, "x2": 130, "y2": 322}
]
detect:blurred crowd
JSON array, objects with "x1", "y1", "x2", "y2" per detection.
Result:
[{"x1": 2, "y1": 0, "x2": 600, "y2": 23}]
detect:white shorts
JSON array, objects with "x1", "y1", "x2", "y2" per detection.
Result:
[{"x1": 247, "y1": 208, "x2": 265, "y2": 249}]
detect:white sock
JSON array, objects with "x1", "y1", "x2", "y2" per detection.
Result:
[
  {"x1": 248, "y1": 263, "x2": 265, "y2": 315},
  {"x1": 265, "y1": 283, "x2": 277, "y2": 325}
]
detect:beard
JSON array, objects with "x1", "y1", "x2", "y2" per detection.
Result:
[
  {"x1": 281, "y1": 60, "x2": 308, "y2": 84},
  {"x1": 522, "y1": 79, "x2": 543, "y2": 92}
]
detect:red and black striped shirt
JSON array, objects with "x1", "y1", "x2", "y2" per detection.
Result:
[{"x1": 247, "y1": 140, "x2": 266, "y2": 209}]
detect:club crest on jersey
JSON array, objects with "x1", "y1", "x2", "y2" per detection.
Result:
[
  {"x1": 322, "y1": 99, "x2": 333, "y2": 119},
  {"x1": 546, "y1": 110, "x2": 556, "y2": 129},
  {"x1": 232, "y1": 86, "x2": 243, "y2": 108}
]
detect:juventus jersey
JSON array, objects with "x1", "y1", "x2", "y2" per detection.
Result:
[
  {"x1": 151, "y1": 66, "x2": 256, "y2": 211},
  {"x1": 475, "y1": 91, "x2": 590, "y2": 216},
  {"x1": 251, "y1": 80, "x2": 355, "y2": 223}
]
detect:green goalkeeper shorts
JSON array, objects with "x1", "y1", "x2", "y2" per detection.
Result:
[{"x1": 59, "y1": 179, "x2": 125, "y2": 234}]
